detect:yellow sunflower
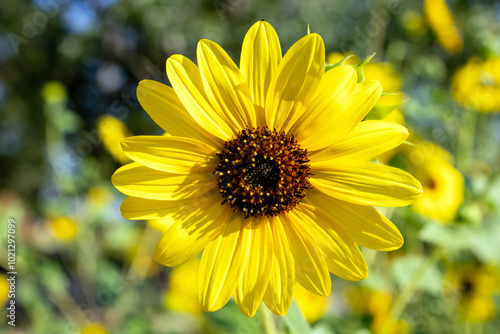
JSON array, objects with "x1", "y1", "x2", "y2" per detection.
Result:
[
  {"x1": 446, "y1": 263, "x2": 500, "y2": 322},
  {"x1": 406, "y1": 141, "x2": 464, "y2": 223},
  {"x1": 452, "y1": 56, "x2": 500, "y2": 112},
  {"x1": 112, "y1": 21, "x2": 422, "y2": 317}
]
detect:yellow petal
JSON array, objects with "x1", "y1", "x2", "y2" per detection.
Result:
[
  {"x1": 299, "y1": 80, "x2": 382, "y2": 151},
  {"x1": 197, "y1": 39, "x2": 256, "y2": 131},
  {"x1": 136, "y1": 80, "x2": 222, "y2": 148},
  {"x1": 121, "y1": 136, "x2": 217, "y2": 174},
  {"x1": 235, "y1": 219, "x2": 273, "y2": 317},
  {"x1": 311, "y1": 163, "x2": 423, "y2": 207},
  {"x1": 112, "y1": 162, "x2": 216, "y2": 200},
  {"x1": 305, "y1": 190, "x2": 403, "y2": 251},
  {"x1": 240, "y1": 21, "x2": 282, "y2": 125},
  {"x1": 281, "y1": 212, "x2": 331, "y2": 296},
  {"x1": 263, "y1": 216, "x2": 295, "y2": 316},
  {"x1": 265, "y1": 33, "x2": 325, "y2": 131},
  {"x1": 166, "y1": 54, "x2": 234, "y2": 140},
  {"x1": 291, "y1": 204, "x2": 368, "y2": 281},
  {"x1": 120, "y1": 190, "x2": 220, "y2": 220},
  {"x1": 309, "y1": 120, "x2": 409, "y2": 166},
  {"x1": 153, "y1": 197, "x2": 230, "y2": 267},
  {"x1": 288, "y1": 65, "x2": 356, "y2": 135},
  {"x1": 199, "y1": 213, "x2": 248, "y2": 312}
]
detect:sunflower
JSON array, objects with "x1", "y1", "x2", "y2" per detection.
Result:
[
  {"x1": 405, "y1": 141, "x2": 464, "y2": 223},
  {"x1": 452, "y1": 56, "x2": 500, "y2": 112},
  {"x1": 112, "y1": 21, "x2": 422, "y2": 317},
  {"x1": 445, "y1": 263, "x2": 500, "y2": 322}
]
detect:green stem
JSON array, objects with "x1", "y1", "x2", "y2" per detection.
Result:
[
  {"x1": 456, "y1": 107, "x2": 478, "y2": 172},
  {"x1": 381, "y1": 247, "x2": 445, "y2": 334},
  {"x1": 260, "y1": 305, "x2": 278, "y2": 334}
]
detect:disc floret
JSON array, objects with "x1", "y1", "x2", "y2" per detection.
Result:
[{"x1": 215, "y1": 127, "x2": 312, "y2": 218}]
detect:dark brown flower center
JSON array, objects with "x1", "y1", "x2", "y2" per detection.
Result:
[{"x1": 215, "y1": 127, "x2": 312, "y2": 218}]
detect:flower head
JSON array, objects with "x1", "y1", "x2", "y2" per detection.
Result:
[
  {"x1": 48, "y1": 216, "x2": 79, "y2": 241},
  {"x1": 452, "y1": 56, "x2": 500, "y2": 112},
  {"x1": 405, "y1": 141, "x2": 464, "y2": 223},
  {"x1": 112, "y1": 21, "x2": 422, "y2": 316},
  {"x1": 446, "y1": 263, "x2": 500, "y2": 322}
]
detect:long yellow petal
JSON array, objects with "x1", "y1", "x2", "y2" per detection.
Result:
[
  {"x1": 240, "y1": 21, "x2": 282, "y2": 125},
  {"x1": 199, "y1": 213, "x2": 248, "y2": 312},
  {"x1": 291, "y1": 204, "x2": 368, "y2": 281},
  {"x1": 166, "y1": 54, "x2": 234, "y2": 140},
  {"x1": 305, "y1": 190, "x2": 403, "y2": 251},
  {"x1": 153, "y1": 197, "x2": 230, "y2": 267},
  {"x1": 120, "y1": 190, "x2": 220, "y2": 220},
  {"x1": 112, "y1": 162, "x2": 217, "y2": 200},
  {"x1": 288, "y1": 65, "x2": 356, "y2": 135},
  {"x1": 197, "y1": 39, "x2": 256, "y2": 131},
  {"x1": 262, "y1": 216, "x2": 295, "y2": 316},
  {"x1": 136, "y1": 80, "x2": 222, "y2": 148},
  {"x1": 299, "y1": 80, "x2": 382, "y2": 151},
  {"x1": 121, "y1": 136, "x2": 217, "y2": 174},
  {"x1": 265, "y1": 33, "x2": 324, "y2": 131},
  {"x1": 281, "y1": 212, "x2": 331, "y2": 296},
  {"x1": 235, "y1": 219, "x2": 273, "y2": 317},
  {"x1": 311, "y1": 163, "x2": 423, "y2": 207},
  {"x1": 309, "y1": 120, "x2": 409, "y2": 166}
]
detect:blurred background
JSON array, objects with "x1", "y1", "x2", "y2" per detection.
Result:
[{"x1": 1, "y1": 0, "x2": 500, "y2": 333}]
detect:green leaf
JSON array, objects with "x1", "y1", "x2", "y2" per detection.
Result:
[
  {"x1": 312, "y1": 322, "x2": 336, "y2": 334},
  {"x1": 283, "y1": 299, "x2": 312, "y2": 334},
  {"x1": 419, "y1": 223, "x2": 468, "y2": 250},
  {"x1": 364, "y1": 96, "x2": 408, "y2": 120},
  {"x1": 392, "y1": 254, "x2": 443, "y2": 296},
  {"x1": 354, "y1": 53, "x2": 375, "y2": 83}
]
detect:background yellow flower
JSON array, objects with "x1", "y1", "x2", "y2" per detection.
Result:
[
  {"x1": 405, "y1": 142, "x2": 464, "y2": 223},
  {"x1": 452, "y1": 56, "x2": 500, "y2": 112}
]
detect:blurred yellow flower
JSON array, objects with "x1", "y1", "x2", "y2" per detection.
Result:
[
  {"x1": 97, "y1": 115, "x2": 132, "y2": 164},
  {"x1": 347, "y1": 286, "x2": 408, "y2": 334},
  {"x1": 86, "y1": 185, "x2": 113, "y2": 208},
  {"x1": 406, "y1": 142, "x2": 464, "y2": 223},
  {"x1": 446, "y1": 264, "x2": 500, "y2": 322},
  {"x1": 0, "y1": 273, "x2": 9, "y2": 306},
  {"x1": 80, "y1": 323, "x2": 108, "y2": 334},
  {"x1": 293, "y1": 284, "x2": 328, "y2": 323},
  {"x1": 452, "y1": 56, "x2": 500, "y2": 112},
  {"x1": 423, "y1": 0, "x2": 463, "y2": 54},
  {"x1": 48, "y1": 216, "x2": 78, "y2": 241},
  {"x1": 164, "y1": 258, "x2": 201, "y2": 314}
]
